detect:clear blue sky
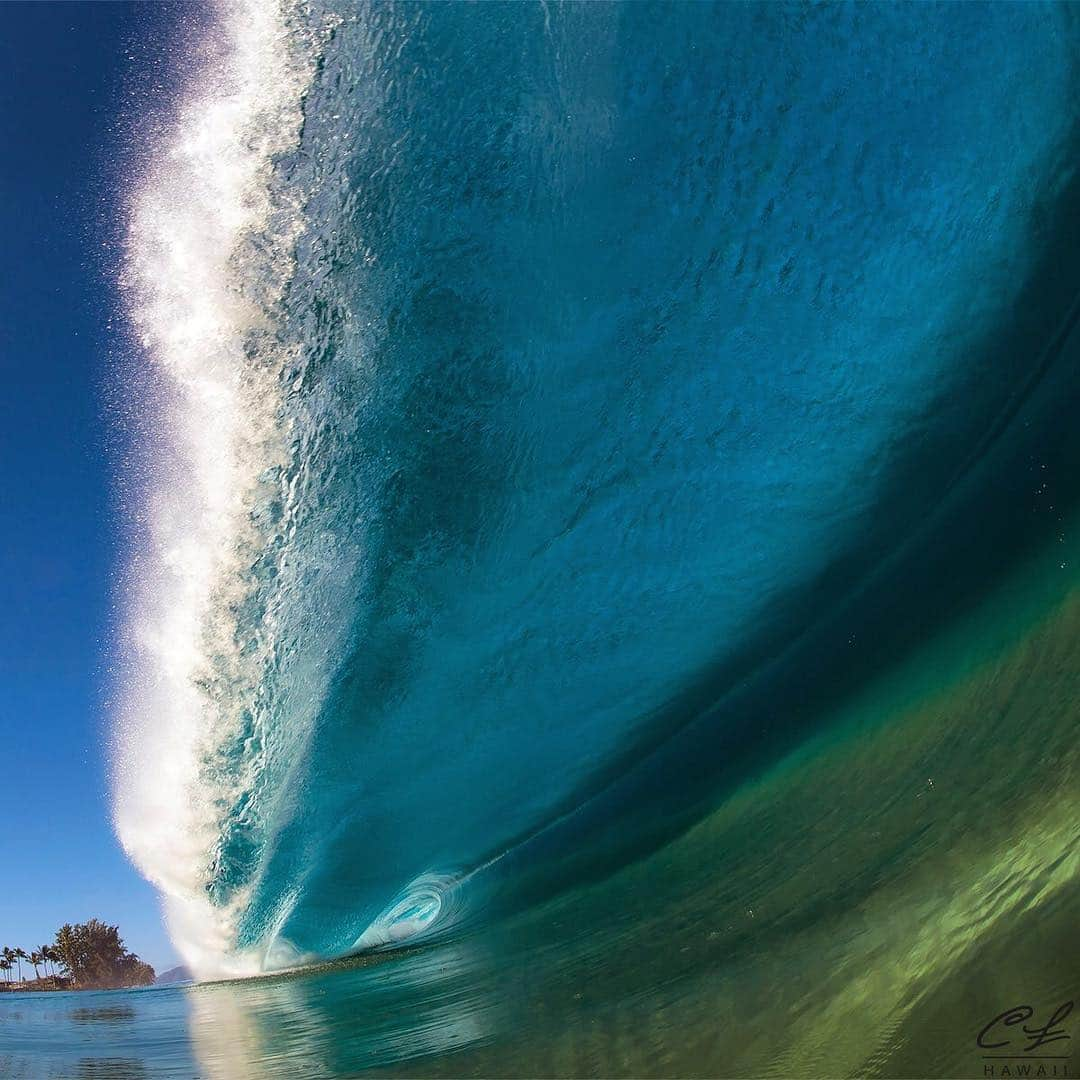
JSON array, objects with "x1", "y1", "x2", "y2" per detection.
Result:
[{"x1": 0, "y1": 2, "x2": 179, "y2": 973}]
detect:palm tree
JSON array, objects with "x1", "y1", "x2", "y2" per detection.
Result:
[
  {"x1": 1, "y1": 947, "x2": 14, "y2": 982},
  {"x1": 0, "y1": 958, "x2": 10, "y2": 985},
  {"x1": 40, "y1": 945, "x2": 54, "y2": 978},
  {"x1": 13, "y1": 947, "x2": 27, "y2": 982},
  {"x1": 29, "y1": 951, "x2": 42, "y2": 981},
  {"x1": 45, "y1": 944, "x2": 63, "y2": 980}
]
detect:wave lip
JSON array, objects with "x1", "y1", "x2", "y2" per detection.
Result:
[{"x1": 111, "y1": 0, "x2": 320, "y2": 980}]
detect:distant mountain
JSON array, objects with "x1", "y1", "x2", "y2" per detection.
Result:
[{"x1": 154, "y1": 965, "x2": 192, "y2": 986}]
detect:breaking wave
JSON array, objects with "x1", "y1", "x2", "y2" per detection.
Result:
[{"x1": 111, "y1": 0, "x2": 1080, "y2": 981}]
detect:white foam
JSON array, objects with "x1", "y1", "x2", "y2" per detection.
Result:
[{"x1": 112, "y1": 0, "x2": 320, "y2": 980}]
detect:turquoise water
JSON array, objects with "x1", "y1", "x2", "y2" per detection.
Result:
[{"x1": 44, "y1": 0, "x2": 1080, "y2": 1075}]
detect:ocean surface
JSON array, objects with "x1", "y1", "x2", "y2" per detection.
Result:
[{"x1": 6, "y1": 1, "x2": 1079, "y2": 1076}]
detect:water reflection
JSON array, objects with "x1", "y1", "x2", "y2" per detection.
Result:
[
  {"x1": 187, "y1": 941, "x2": 499, "y2": 1079},
  {"x1": 75, "y1": 1059, "x2": 147, "y2": 1079},
  {"x1": 70, "y1": 1006, "x2": 137, "y2": 1025},
  {"x1": 0, "y1": 989, "x2": 197, "y2": 1078}
]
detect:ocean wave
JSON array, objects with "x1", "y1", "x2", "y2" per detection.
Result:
[{"x1": 112, "y1": 0, "x2": 1080, "y2": 979}]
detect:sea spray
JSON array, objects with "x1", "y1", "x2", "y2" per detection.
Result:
[{"x1": 113, "y1": 0, "x2": 323, "y2": 977}]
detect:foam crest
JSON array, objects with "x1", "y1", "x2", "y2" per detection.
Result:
[{"x1": 112, "y1": 0, "x2": 318, "y2": 979}]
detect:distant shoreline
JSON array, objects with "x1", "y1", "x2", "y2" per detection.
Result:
[
  {"x1": 0, "y1": 974, "x2": 182, "y2": 993},
  {"x1": 0, "y1": 966, "x2": 191, "y2": 993},
  {"x1": 0, "y1": 976, "x2": 74, "y2": 993}
]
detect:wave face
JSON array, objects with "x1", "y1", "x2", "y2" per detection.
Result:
[{"x1": 113, "y1": 0, "x2": 1080, "y2": 977}]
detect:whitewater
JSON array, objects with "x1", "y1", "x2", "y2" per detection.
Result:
[
  {"x1": 111, "y1": 0, "x2": 1080, "y2": 983},
  {"x1": 113, "y1": 0, "x2": 327, "y2": 976}
]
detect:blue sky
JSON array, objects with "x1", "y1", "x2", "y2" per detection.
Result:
[{"x1": 0, "y1": 2, "x2": 178, "y2": 973}]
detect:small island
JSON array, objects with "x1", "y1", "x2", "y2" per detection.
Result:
[{"x1": 1, "y1": 919, "x2": 155, "y2": 992}]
